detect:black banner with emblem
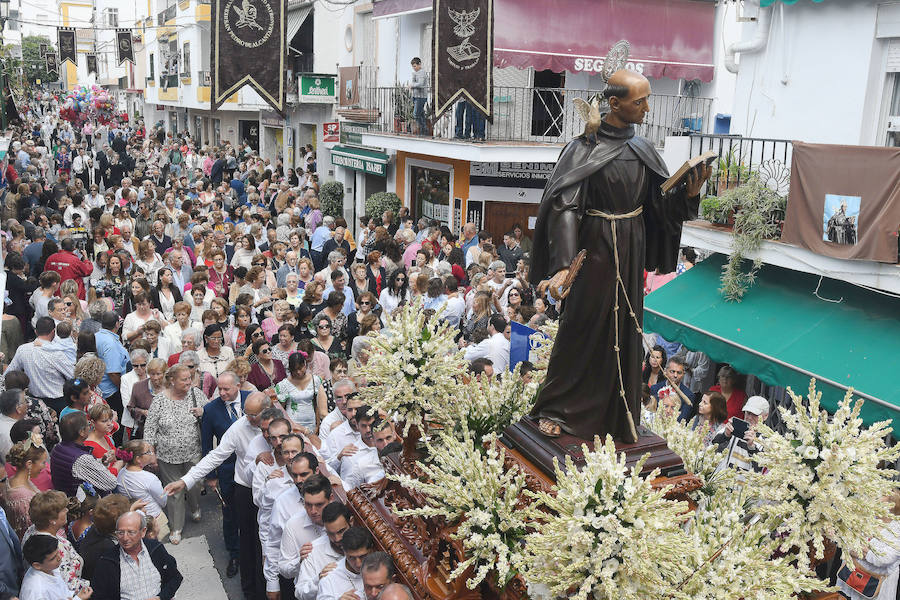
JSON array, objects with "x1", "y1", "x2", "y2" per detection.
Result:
[
  {"x1": 46, "y1": 53, "x2": 58, "y2": 77},
  {"x1": 116, "y1": 29, "x2": 134, "y2": 65},
  {"x1": 39, "y1": 43, "x2": 49, "y2": 57},
  {"x1": 211, "y1": 0, "x2": 287, "y2": 114},
  {"x1": 432, "y1": 0, "x2": 494, "y2": 121},
  {"x1": 86, "y1": 54, "x2": 98, "y2": 75},
  {"x1": 58, "y1": 27, "x2": 77, "y2": 66}
]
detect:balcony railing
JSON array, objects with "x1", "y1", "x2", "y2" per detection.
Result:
[
  {"x1": 157, "y1": 5, "x2": 176, "y2": 25},
  {"x1": 689, "y1": 134, "x2": 793, "y2": 199},
  {"x1": 352, "y1": 86, "x2": 713, "y2": 147}
]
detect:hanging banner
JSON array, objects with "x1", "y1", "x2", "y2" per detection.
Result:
[
  {"x1": 58, "y1": 28, "x2": 77, "y2": 66},
  {"x1": 39, "y1": 43, "x2": 49, "y2": 57},
  {"x1": 338, "y1": 66, "x2": 360, "y2": 107},
  {"x1": 86, "y1": 54, "x2": 98, "y2": 76},
  {"x1": 432, "y1": 0, "x2": 494, "y2": 121},
  {"x1": 782, "y1": 142, "x2": 900, "y2": 263},
  {"x1": 211, "y1": 0, "x2": 287, "y2": 114},
  {"x1": 46, "y1": 54, "x2": 58, "y2": 76},
  {"x1": 116, "y1": 29, "x2": 134, "y2": 65}
]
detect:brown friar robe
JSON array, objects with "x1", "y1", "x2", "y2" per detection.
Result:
[{"x1": 529, "y1": 121, "x2": 699, "y2": 442}]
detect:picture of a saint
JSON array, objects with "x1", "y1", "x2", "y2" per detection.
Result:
[{"x1": 823, "y1": 194, "x2": 860, "y2": 245}]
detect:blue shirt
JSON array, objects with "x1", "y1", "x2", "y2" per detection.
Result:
[
  {"x1": 310, "y1": 225, "x2": 331, "y2": 252},
  {"x1": 460, "y1": 235, "x2": 479, "y2": 259},
  {"x1": 323, "y1": 285, "x2": 356, "y2": 316},
  {"x1": 95, "y1": 329, "x2": 130, "y2": 398}
]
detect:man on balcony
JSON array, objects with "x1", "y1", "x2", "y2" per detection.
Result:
[{"x1": 410, "y1": 58, "x2": 429, "y2": 135}]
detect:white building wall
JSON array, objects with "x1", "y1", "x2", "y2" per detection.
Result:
[{"x1": 729, "y1": 0, "x2": 878, "y2": 144}]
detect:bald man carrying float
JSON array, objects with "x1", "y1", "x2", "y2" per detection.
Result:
[{"x1": 530, "y1": 70, "x2": 711, "y2": 442}]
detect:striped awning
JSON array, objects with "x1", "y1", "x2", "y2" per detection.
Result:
[{"x1": 287, "y1": 3, "x2": 313, "y2": 45}]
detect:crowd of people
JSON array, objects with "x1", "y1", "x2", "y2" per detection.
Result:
[{"x1": 0, "y1": 99, "x2": 567, "y2": 600}]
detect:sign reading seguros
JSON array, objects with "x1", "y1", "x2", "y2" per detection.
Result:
[{"x1": 573, "y1": 58, "x2": 644, "y2": 74}]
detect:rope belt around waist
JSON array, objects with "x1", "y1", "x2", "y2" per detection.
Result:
[{"x1": 585, "y1": 206, "x2": 643, "y2": 220}]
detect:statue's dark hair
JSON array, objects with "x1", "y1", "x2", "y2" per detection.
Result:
[{"x1": 602, "y1": 84, "x2": 630, "y2": 101}]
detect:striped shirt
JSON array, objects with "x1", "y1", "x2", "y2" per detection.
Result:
[
  {"x1": 5, "y1": 341, "x2": 74, "y2": 399},
  {"x1": 119, "y1": 543, "x2": 161, "y2": 600}
]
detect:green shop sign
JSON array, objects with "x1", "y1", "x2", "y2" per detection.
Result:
[
  {"x1": 299, "y1": 75, "x2": 336, "y2": 103},
  {"x1": 331, "y1": 145, "x2": 389, "y2": 177}
]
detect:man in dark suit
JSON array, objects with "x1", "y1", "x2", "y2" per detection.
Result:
[
  {"x1": 210, "y1": 152, "x2": 226, "y2": 185},
  {"x1": 200, "y1": 371, "x2": 249, "y2": 579},
  {"x1": 0, "y1": 505, "x2": 24, "y2": 599}
]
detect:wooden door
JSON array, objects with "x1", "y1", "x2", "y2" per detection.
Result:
[{"x1": 483, "y1": 201, "x2": 539, "y2": 245}]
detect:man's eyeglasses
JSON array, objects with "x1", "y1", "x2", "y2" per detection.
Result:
[
  {"x1": 133, "y1": 363, "x2": 148, "y2": 368},
  {"x1": 115, "y1": 529, "x2": 143, "y2": 537}
]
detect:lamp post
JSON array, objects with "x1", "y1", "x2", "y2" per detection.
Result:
[{"x1": 0, "y1": 0, "x2": 10, "y2": 132}]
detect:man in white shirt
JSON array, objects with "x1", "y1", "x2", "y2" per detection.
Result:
[
  {"x1": 252, "y1": 424, "x2": 303, "y2": 598},
  {"x1": 464, "y1": 315, "x2": 511, "y2": 374},
  {"x1": 318, "y1": 381, "x2": 356, "y2": 447},
  {"x1": 320, "y1": 387, "x2": 364, "y2": 472},
  {"x1": 164, "y1": 388, "x2": 272, "y2": 600},
  {"x1": 360, "y1": 553, "x2": 395, "y2": 600},
  {"x1": 278, "y1": 473, "x2": 331, "y2": 583},
  {"x1": 268, "y1": 452, "x2": 319, "y2": 599},
  {"x1": 120, "y1": 222, "x2": 137, "y2": 257},
  {"x1": 337, "y1": 407, "x2": 390, "y2": 491},
  {"x1": 316, "y1": 527, "x2": 375, "y2": 600},
  {"x1": 295, "y1": 502, "x2": 351, "y2": 600}
]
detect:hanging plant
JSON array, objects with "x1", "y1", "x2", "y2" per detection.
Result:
[{"x1": 717, "y1": 174, "x2": 787, "y2": 301}]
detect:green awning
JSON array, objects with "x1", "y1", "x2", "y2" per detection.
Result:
[
  {"x1": 330, "y1": 145, "x2": 389, "y2": 177},
  {"x1": 644, "y1": 253, "x2": 900, "y2": 425},
  {"x1": 760, "y1": 0, "x2": 825, "y2": 6}
]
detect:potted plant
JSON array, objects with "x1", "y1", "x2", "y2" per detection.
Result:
[
  {"x1": 319, "y1": 180, "x2": 344, "y2": 219},
  {"x1": 365, "y1": 191, "x2": 401, "y2": 221},
  {"x1": 392, "y1": 87, "x2": 414, "y2": 133}
]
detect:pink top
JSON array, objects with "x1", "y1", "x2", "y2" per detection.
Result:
[
  {"x1": 1, "y1": 479, "x2": 39, "y2": 538},
  {"x1": 4, "y1": 463, "x2": 53, "y2": 491}
]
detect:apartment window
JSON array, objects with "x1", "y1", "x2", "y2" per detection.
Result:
[
  {"x1": 149, "y1": 53, "x2": 155, "y2": 79},
  {"x1": 182, "y1": 42, "x2": 191, "y2": 75},
  {"x1": 8, "y1": 10, "x2": 19, "y2": 30},
  {"x1": 104, "y1": 8, "x2": 119, "y2": 28}
]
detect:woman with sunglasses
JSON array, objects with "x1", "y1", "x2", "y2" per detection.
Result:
[
  {"x1": 120, "y1": 348, "x2": 150, "y2": 438},
  {"x1": 247, "y1": 339, "x2": 287, "y2": 391},
  {"x1": 126, "y1": 358, "x2": 167, "y2": 440},
  {"x1": 378, "y1": 268, "x2": 409, "y2": 317},
  {"x1": 273, "y1": 351, "x2": 327, "y2": 436},
  {"x1": 197, "y1": 324, "x2": 235, "y2": 380},
  {"x1": 346, "y1": 292, "x2": 380, "y2": 344}
]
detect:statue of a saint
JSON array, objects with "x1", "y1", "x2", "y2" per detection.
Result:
[{"x1": 529, "y1": 70, "x2": 711, "y2": 442}]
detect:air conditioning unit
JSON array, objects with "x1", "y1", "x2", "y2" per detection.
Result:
[{"x1": 202, "y1": 71, "x2": 211, "y2": 86}]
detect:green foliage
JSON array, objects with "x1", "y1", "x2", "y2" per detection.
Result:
[
  {"x1": 392, "y1": 86, "x2": 414, "y2": 121},
  {"x1": 717, "y1": 175, "x2": 787, "y2": 301},
  {"x1": 365, "y1": 192, "x2": 401, "y2": 221},
  {"x1": 713, "y1": 146, "x2": 752, "y2": 187},
  {"x1": 699, "y1": 195, "x2": 728, "y2": 224},
  {"x1": 318, "y1": 180, "x2": 345, "y2": 218},
  {"x1": 21, "y1": 36, "x2": 54, "y2": 85}
]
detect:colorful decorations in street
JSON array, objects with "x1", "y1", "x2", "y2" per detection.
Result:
[{"x1": 59, "y1": 85, "x2": 123, "y2": 127}]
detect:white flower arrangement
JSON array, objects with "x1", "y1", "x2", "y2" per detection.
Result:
[
  {"x1": 429, "y1": 364, "x2": 535, "y2": 444},
  {"x1": 649, "y1": 410, "x2": 734, "y2": 500},
  {"x1": 357, "y1": 296, "x2": 466, "y2": 435},
  {"x1": 388, "y1": 425, "x2": 528, "y2": 590},
  {"x1": 748, "y1": 380, "x2": 900, "y2": 567},
  {"x1": 518, "y1": 436, "x2": 694, "y2": 600},
  {"x1": 528, "y1": 320, "x2": 558, "y2": 384},
  {"x1": 671, "y1": 488, "x2": 826, "y2": 600}
]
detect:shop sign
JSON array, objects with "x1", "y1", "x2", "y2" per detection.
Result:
[
  {"x1": 299, "y1": 75, "x2": 336, "y2": 103},
  {"x1": 323, "y1": 122, "x2": 340, "y2": 143},
  {"x1": 470, "y1": 161, "x2": 554, "y2": 188},
  {"x1": 261, "y1": 110, "x2": 285, "y2": 128},
  {"x1": 339, "y1": 123, "x2": 369, "y2": 146},
  {"x1": 331, "y1": 145, "x2": 388, "y2": 177}
]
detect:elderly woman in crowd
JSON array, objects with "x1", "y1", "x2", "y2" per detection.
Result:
[
  {"x1": 72, "y1": 353, "x2": 113, "y2": 417},
  {"x1": 144, "y1": 364, "x2": 208, "y2": 545},
  {"x1": 197, "y1": 323, "x2": 235, "y2": 380},
  {"x1": 261, "y1": 300, "x2": 294, "y2": 342},
  {"x1": 120, "y1": 348, "x2": 150, "y2": 437},
  {"x1": 227, "y1": 357, "x2": 259, "y2": 393},
  {"x1": 163, "y1": 301, "x2": 200, "y2": 355},
  {"x1": 179, "y1": 350, "x2": 218, "y2": 399},
  {"x1": 127, "y1": 357, "x2": 168, "y2": 440}
]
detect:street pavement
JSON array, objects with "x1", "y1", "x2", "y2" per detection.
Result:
[{"x1": 165, "y1": 486, "x2": 244, "y2": 599}]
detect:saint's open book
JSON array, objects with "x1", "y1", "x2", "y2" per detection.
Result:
[{"x1": 660, "y1": 149, "x2": 717, "y2": 195}]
